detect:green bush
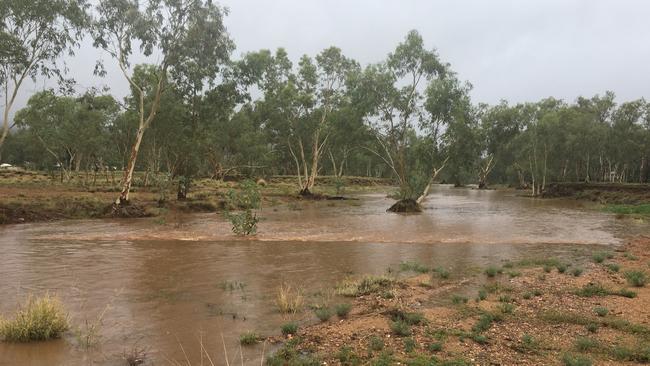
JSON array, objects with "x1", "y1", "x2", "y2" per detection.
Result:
[
  {"x1": 404, "y1": 337, "x2": 416, "y2": 353},
  {"x1": 400, "y1": 261, "x2": 429, "y2": 273},
  {"x1": 477, "y1": 289, "x2": 487, "y2": 301},
  {"x1": 485, "y1": 266, "x2": 500, "y2": 278},
  {"x1": 428, "y1": 342, "x2": 442, "y2": 352},
  {"x1": 368, "y1": 335, "x2": 384, "y2": 351},
  {"x1": 335, "y1": 303, "x2": 352, "y2": 318},
  {"x1": 451, "y1": 295, "x2": 468, "y2": 304},
  {"x1": 575, "y1": 337, "x2": 598, "y2": 351},
  {"x1": 556, "y1": 263, "x2": 568, "y2": 273},
  {"x1": 314, "y1": 307, "x2": 332, "y2": 322},
  {"x1": 571, "y1": 268, "x2": 584, "y2": 277},
  {"x1": 605, "y1": 263, "x2": 620, "y2": 272},
  {"x1": 586, "y1": 323, "x2": 599, "y2": 333},
  {"x1": 0, "y1": 294, "x2": 69, "y2": 342},
  {"x1": 281, "y1": 322, "x2": 298, "y2": 336},
  {"x1": 224, "y1": 179, "x2": 261, "y2": 235},
  {"x1": 624, "y1": 270, "x2": 647, "y2": 287},
  {"x1": 337, "y1": 346, "x2": 361, "y2": 366},
  {"x1": 225, "y1": 209, "x2": 259, "y2": 235},
  {"x1": 433, "y1": 266, "x2": 450, "y2": 279},
  {"x1": 390, "y1": 320, "x2": 412, "y2": 337},
  {"x1": 239, "y1": 331, "x2": 260, "y2": 345},
  {"x1": 562, "y1": 353, "x2": 592, "y2": 366},
  {"x1": 593, "y1": 307, "x2": 608, "y2": 317}
]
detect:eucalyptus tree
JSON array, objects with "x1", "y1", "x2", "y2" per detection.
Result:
[
  {"x1": 0, "y1": 0, "x2": 88, "y2": 161},
  {"x1": 356, "y1": 30, "x2": 447, "y2": 207},
  {"x1": 91, "y1": 0, "x2": 233, "y2": 206}
]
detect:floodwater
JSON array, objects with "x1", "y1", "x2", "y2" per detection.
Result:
[{"x1": 0, "y1": 185, "x2": 645, "y2": 365}]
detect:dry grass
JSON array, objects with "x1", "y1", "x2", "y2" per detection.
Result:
[
  {"x1": 275, "y1": 283, "x2": 304, "y2": 315},
  {"x1": 0, "y1": 293, "x2": 69, "y2": 342}
]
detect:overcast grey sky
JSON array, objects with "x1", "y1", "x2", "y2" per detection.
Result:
[{"x1": 16, "y1": 0, "x2": 650, "y2": 114}]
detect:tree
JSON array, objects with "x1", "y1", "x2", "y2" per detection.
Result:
[
  {"x1": 91, "y1": 0, "x2": 233, "y2": 205},
  {"x1": 0, "y1": 0, "x2": 88, "y2": 161},
  {"x1": 356, "y1": 30, "x2": 447, "y2": 209}
]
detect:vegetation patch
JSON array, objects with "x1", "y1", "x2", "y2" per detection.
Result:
[
  {"x1": 0, "y1": 294, "x2": 69, "y2": 342},
  {"x1": 336, "y1": 275, "x2": 394, "y2": 297}
]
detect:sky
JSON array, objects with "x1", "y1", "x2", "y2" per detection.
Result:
[{"x1": 12, "y1": 0, "x2": 650, "y2": 116}]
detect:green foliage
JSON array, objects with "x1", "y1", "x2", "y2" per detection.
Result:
[
  {"x1": 477, "y1": 289, "x2": 487, "y2": 301},
  {"x1": 605, "y1": 263, "x2": 621, "y2": 272},
  {"x1": 336, "y1": 275, "x2": 394, "y2": 297},
  {"x1": 390, "y1": 320, "x2": 412, "y2": 337},
  {"x1": 400, "y1": 261, "x2": 429, "y2": 273},
  {"x1": 605, "y1": 204, "x2": 650, "y2": 216},
  {"x1": 314, "y1": 307, "x2": 332, "y2": 322},
  {"x1": 224, "y1": 179, "x2": 262, "y2": 235},
  {"x1": 404, "y1": 337, "x2": 416, "y2": 353},
  {"x1": 368, "y1": 335, "x2": 384, "y2": 351},
  {"x1": 556, "y1": 263, "x2": 568, "y2": 273},
  {"x1": 571, "y1": 267, "x2": 583, "y2": 277},
  {"x1": 334, "y1": 303, "x2": 352, "y2": 318},
  {"x1": 575, "y1": 336, "x2": 599, "y2": 351},
  {"x1": 451, "y1": 295, "x2": 468, "y2": 304},
  {"x1": 337, "y1": 346, "x2": 361, "y2": 366},
  {"x1": 239, "y1": 331, "x2": 260, "y2": 345},
  {"x1": 433, "y1": 267, "x2": 450, "y2": 279},
  {"x1": 281, "y1": 322, "x2": 298, "y2": 336},
  {"x1": 0, "y1": 294, "x2": 69, "y2": 342},
  {"x1": 594, "y1": 307, "x2": 608, "y2": 317},
  {"x1": 484, "y1": 266, "x2": 500, "y2": 278},
  {"x1": 225, "y1": 209, "x2": 259, "y2": 235},
  {"x1": 561, "y1": 353, "x2": 592, "y2": 366},
  {"x1": 624, "y1": 270, "x2": 647, "y2": 287}
]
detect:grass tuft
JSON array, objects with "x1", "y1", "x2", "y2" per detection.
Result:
[
  {"x1": 275, "y1": 283, "x2": 304, "y2": 314},
  {"x1": 0, "y1": 294, "x2": 69, "y2": 342},
  {"x1": 334, "y1": 303, "x2": 352, "y2": 318},
  {"x1": 314, "y1": 307, "x2": 332, "y2": 322},
  {"x1": 239, "y1": 331, "x2": 260, "y2": 345},
  {"x1": 624, "y1": 270, "x2": 647, "y2": 287},
  {"x1": 281, "y1": 322, "x2": 298, "y2": 336}
]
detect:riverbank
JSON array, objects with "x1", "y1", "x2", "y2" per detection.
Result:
[
  {"x1": 0, "y1": 170, "x2": 390, "y2": 225},
  {"x1": 265, "y1": 236, "x2": 650, "y2": 365}
]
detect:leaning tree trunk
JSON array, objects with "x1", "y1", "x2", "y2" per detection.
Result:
[
  {"x1": 116, "y1": 126, "x2": 146, "y2": 205},
  {"x1": 416, "y1": 156, "x2": 450, "y2": 205}
]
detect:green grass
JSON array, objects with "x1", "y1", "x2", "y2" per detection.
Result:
[
  {"x1": 281, "y1": 322, "x2": 298, "y2": 336},
  {"x1": 433, "y1": 266, "x2": 450, "y2": 279},
  {"x1": 507, "y1": 270, "x2": 521, "y2": 278},
  {"x1": 451, "y1": 295, "x2": 468, "y2": 304},
  {"x1": 592, "y1": 251, "x2": 612, "y2": 263},
  {"x1": 428, "y1": 342, "x2": 443, "y2": 352},
  {"x1": 541, "y1": 310, "x2": 650, "y2": 336},
  {"x1": 594, "y1": 307, "x2": 608, "y2": 317},
  {"x1": 556, "y1": 263, "x2": 568, "y2": 273},
  {"x1": 571, "y1": 267, "x2": 584, "y2": 277},
  {"x1": 390, "y1": 320, "x2": 412, "y2": 337},
  {"x1": 497, "y1": 303, "x2": 515, "y2": 314},
  {"x1": 561, "y1": 353, "x2": 592, "y2": 366},
  {"x1": 543, "y1": 264, "x2": 552, "y2": 273},
  {"x1": 605, "y1": 263, "x2": 621, "y2": 272},
  {"x1": 624, "y1": 270, "x2": 647, "y2": 287},
  {"x1": 337, "y1": 346, "x2": 361, "y2": 366},
  {"x1": 239, "y1": 331, "x2": 260, "y2": 345},
  {"x1": 334, "y1": 303, "x2": 352, "y2": 318},
  {"x1": 575, "y1": 336, "x2": 599, "y2": 351},
  {"x1": 604, "y1": 203, "x2": 650, "y2": 216},
  {"x1": 575, "y1": 283, "x2": 637, "y2": 298},
  {"x1": 404, "y1": 337, "x2": 416, "y2": 353},
  {"x1": 472, "y1": 312, "x2": 502, "y2": 333},
  {"x1": 484, "y1": 266, "x2": 501, "y2": 278},
  {"x1": 314, "y1": 307, "x2": 332, "y2": 322},
  {"x1": 0, "y1": 294, "x2": 69, "y2": 342},
  {"x1": 477, "y1": 289, "x2": 487, "y2": 301},
  {"x1": 336, "y1": 275, "x2": 394, "y2": 297},
  {"x1": 400, "y1": 261, "x2": 429, "y2": 274},
  {"x1": 368, "y1": 335, "x2": 384, "y2": 351},
  {"x1": 624, "y1": 252, "x2": 639, "y2": 260},
  {"x1": 586, "y1": 323, "x2": 599, "y2": 333},
  {"x1": 388, "y1": 310, "x2": 425, "y2": 325}
]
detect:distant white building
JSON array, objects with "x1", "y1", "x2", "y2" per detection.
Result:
[{"x1": 0, "y1": 163, "x2": 13, "y2": 169}]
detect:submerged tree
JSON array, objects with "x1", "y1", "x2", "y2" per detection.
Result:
[
  {"x1": 0, "y1": 0, "x2": 88, "y2": 161},
  {"x1": 91, "y1": 0, "x2": 233, "y2": 206}
]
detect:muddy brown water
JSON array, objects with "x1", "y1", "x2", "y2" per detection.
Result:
[{"x1": 0, "y1": 186, "x2": 646, "y2": 365}]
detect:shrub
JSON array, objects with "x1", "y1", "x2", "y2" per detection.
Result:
[
  {"x1": 281, "y1": 322, "x2": 298, "y2": 336},
  {"x1": 428, "y1": 342, "x2": 443, "y2": 352},
  {"x1": 452, "y1": 295, "x2": 468, "y2": 305},
  {"x1": 543, "y1": 264, "x2": 552, "y2": 273},
  {"x1": 623, "y1": 252, "x2": 638, "y2": 260},
  {"x1": 337, "y1": 346, "x2": 361, "y2": 366},
  {"x1": 571, "y1": 268, "x2": 584, "y2": 277},
  {"x1": 389, "y1": 310, "x2": 425, "y2": 325},
  {"x1": 225, "y1": 209, "x2": 259, "y2": 235},
  {"x1": 0, "y1": 294, "x2": 69, "y2": 342},
  {"x1": 472, "y1": 313, "x2": 499, "y2": 333},
  {"x1": 562, "y1": 353, "x2": 592, "y2": 366},
  {"x1": 592, "y1": 252, "x2": 608, "y2": 263},
  {"x1": 390, "y1": 320, "x2": 412, "y2": 337},
  {"x1": 404, "y1": 337, "x2": 416, "y2": 353},
  {"x1": 239, "y1": 331, "x2": 260, "y2": 345},
  {"x1": 335, "y1": 303, "x2": 352, "y2": 318},
  {"x1": 275, "y1": 283, "x2": 304, "y2": 314},
  {"x1": 498, "y1": 295, "x2": 512, "y2": 303},
  {"x1": 605, "y1": 263, "x2": 620, "y2": 272},
  {"x1": 471, "y1": 334, "x2": 488, "y2": 344},
  {"x1": 314, "y1": 307, "x2": 332, "y2": 322},
  {"x1": 477, "y1": 289, "x2": 487, "y2": 301},
  {"x1": 624, "y1": 270, "x2": 647, "y2": 287},
  {"x1": 507, "y1": 270, "x2": 521, "y2": 278},
  {"x1": 522, "y1": 292, "x2": 532, "y2": 300},
  {"x1": 369, "y1": 335, "x2": 384, "y2": 351},
  {"x1": 556, "y1": 263, "x2": 568, "y2": 273},
  {"x1": 497, "y1": 303, "x2": 515, "y2": 314},
  {"x1": 594, "y1": 307, "x2": 608, "y2": 317},
  {"x1": 617, "y1": 288, "x2": 637, "y2": 298},
  {"x1": 586, "y1": 323, "x2": 599, "y2": 333},
  {"x1": 533, "y1": 289, "x2": 543, "y2": 296},
  {"x1": 433, "y1": 266, "x2": 450, "y2": 279},
  {"x1": 575, "y1": 283, "x2": 609, "y2": 297},
  {"x1": 336, "y1": 275, "x2": 393, "y2": 297},
  {"x1": 485, "y1": 266, "x2": 500, "y2": 278},
  {"x1": 400, "y1": 261, "x2": 429, "y2": 274},
  {"x1": 575, "y1": 337, "x2": 598, "y2": 351}
]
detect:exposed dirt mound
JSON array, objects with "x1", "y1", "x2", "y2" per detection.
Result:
[
  {"x1": 109, "y1": 202, "x2": 150, "y2": 218},
  {"x1": 543, "y1": 182, "x2": 650, "y2": 204},
  {"x1": 387, "y1": 198, "x2": 422, "y2": 213}
]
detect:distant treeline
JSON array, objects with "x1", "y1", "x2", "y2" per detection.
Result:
[{"x1": 2, "y1": 0, "x2": 648, "y2": 202}]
